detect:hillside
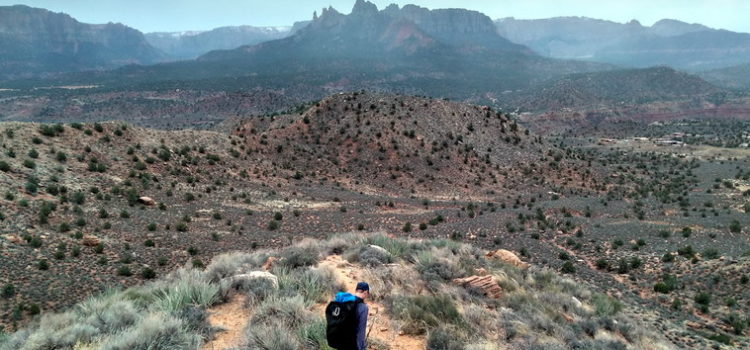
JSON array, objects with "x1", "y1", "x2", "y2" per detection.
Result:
[
  {"x1": 2, "y1": 92, "x2": 750, "y2": 348},
  {"x1": 496, "y1": 17, "x2": 750, "y2": 71},
  {"x1": 230, "y1": 92, "x2": 546, "y2": 195},
  {"x1": 0, "y1": 234, "x2": 672, "y2": 350},
  {"x1": 0, "y1": 5, "x2": 163, "y2": 79},
  {"x1": 700, "y1": 63, "x2": 750, "y2": 90},
  {"x1": 510, "y1": 66, "x2": 722, "y2": 112},
  {"x1": 146, "y1": 26, "x2": 292, "y2": 60}
]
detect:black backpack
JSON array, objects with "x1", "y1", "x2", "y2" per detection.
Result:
[{"x1": 325, "y1": 299, "x2": 362, "y2": 349}]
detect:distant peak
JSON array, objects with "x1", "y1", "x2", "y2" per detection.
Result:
[
  {"x1": 627, "y1": 19, "x2": 642, "y2": 26},
  {"x1": 352, "y1": 0, "x2": 378, "y2": 15}
]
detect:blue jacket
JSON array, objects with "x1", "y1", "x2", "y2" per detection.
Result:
[{"x1": 334, "y1": 292, "x2": 368, "y2": 350}]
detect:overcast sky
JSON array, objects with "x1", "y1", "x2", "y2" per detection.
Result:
[{"x1": 3, "y1": 0, "x2": 749, "y2": 33}]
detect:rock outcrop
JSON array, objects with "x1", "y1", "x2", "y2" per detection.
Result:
[{"x1": 453, "y1": 275, "x2": 502, "y2": 299}]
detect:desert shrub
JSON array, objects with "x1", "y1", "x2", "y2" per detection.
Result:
[
  {"x1": 1, "y1": 284, "x2": 14, "y2": 299},
  {"x1": 727, "y1": 313, "x2": 747, "y2": 335},
  {"x1": 203, "y1": 252, "x2": 263, "y2": 283},
  {"x1": 280, "y1": 245, "x2": 319, "y2": 269},
  {"x1": 346, "y1": 245, "x2": 393, "y2": 267},
  {"x1": 415, "y1": 250, "x2": 463, "y2": 287},
  {"x1": 150, "y1": 269, "x2": 218, "y2": 313},
  {"x1": 250, "y1": 295, "x2": 311, "y2": 329},
  {"x1": 244, "y1": 322, "x2": 301, "y2": 350},
  {"x1": 653, "y1": 275, "x2": 678, "y2": 294},
  {"x1": 0, "y1": 161, "x2": 9, "y2": 172},
  {"x1": 677, "y1": 245, "x2": 695, "y2": 258},
  {"x1": 561, "y1": 261, "x2": 576, "y2": 274},
  {"x1": 295, "y1": 318, "x2": 331, "y2": 350},
  {"x1": 228, "y1": 275, "x2": 278, "y2": 304},
  {"x1": 595, "y1": 259, "x2": 609, "y2": 270},
  {"x1": 427, "y1": 326, "x2": 466, "y2": 350},
  {"x1": 141, "y1": 268, "x2": 156, "y2": 280},
  {"x1": 730, "y1": 220, "x2": 742, "y2": 233},
  {"x1": 388, "y1": 294, "x2": 462, "y2": 335},
  {"x1": 694, "y1": 292, "x2": 711, "y2": 306},
  {"x1": 117, "y1": 266, "x2": 132, "y2": 277},
  {"x1": 276, "y1": 266, "x2": 342, "y2": 304},
  {"x1": 402, "y1": 222, "x2": 412, "y2": 232},
  {"x1": 703, "y1": 249, "x2": 720, "y2": 260},
  {"x1": 99, "y1": 313, "x2": 201, "y2": 350},
  {"x1": 364, "y1": 235, "x2": 415, "y2": 259},
  {"x1": 38, "y1": 124, "x2": 64, "y2": 137},
  {"x1": 267, "y1": 220, "x2": 280, "y2": 231},
  {"x1": 592, "y1": 294, "x2": 622, "y2": 316}
]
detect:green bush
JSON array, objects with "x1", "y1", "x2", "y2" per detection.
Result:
[
  {"x1": 592, "y1": 294, "x2": 622, "y2": 316},
  {"x1": 141, "y1": 268, "x2": 156, "y2": 280},
  {"x1": 694, "y1": 292, "x2": 711, "y2": 306},
  {"x1": 403, "y1": 222, "x2": 412, "y2": 233},
  {"x1": 1, "y1": 284, "x2": 14, "y2": 299},
  {"x1": 0, "y1": 161, "x2": 10, "y2": 172},
  {"x1": 730, "y1": 220, "x2": 742, "y2": 233},
  {"x1": 427, "y1": 326, "x2": 466, "y2": 350},
  {"x1": 267, "y1": 220, "x2": 280, "y2": 231},
  {"x1": 280, "y1": 245, "x2": 319, "y2": 269},
  {"x1": 561, "y1": 261, "x2": 576, "y2": 274},
  {"x1": 117, "y1": 266, "x2": 133, "y2": 277}
]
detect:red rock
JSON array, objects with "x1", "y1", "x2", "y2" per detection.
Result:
[
  {"x1": 82, "y1": 235, "x2": 100, "y2": 247},
  {"x1": 453, "y1": 275, "x2": 503, "y2": 299}
]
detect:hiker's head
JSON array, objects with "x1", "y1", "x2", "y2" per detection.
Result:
[{"x1": 355, "y1": 281, "x2": 370, "y2": 299}]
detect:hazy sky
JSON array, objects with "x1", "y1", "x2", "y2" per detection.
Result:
[{"x1": 2, "y1": 0, "x2": 749, "y2": 33}]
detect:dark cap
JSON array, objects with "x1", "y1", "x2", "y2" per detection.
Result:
[{"x1": 356, "y1": 282, "x2": 370, "y2": 292}]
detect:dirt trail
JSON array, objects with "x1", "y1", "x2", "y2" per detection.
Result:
[
  {"x1": 202, "y1": 255, "x2": 426, "y2": 350},
  {"x1": 318, "y1": 255, "x2": 427, "y2": 350},
  {"x1": 201, "y1": 295, "x2": 251, "y2": 350}
]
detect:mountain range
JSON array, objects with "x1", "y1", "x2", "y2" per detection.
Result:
[
  {"x1": 495, "y1": 17, "x2": 750, "y2": 71},
  {"x1": 0, "y1": 5, "x2": 163, "y2": 79},
  {"x1": 145, "y1": 21, "x2": 313, "y2": 60},
  {"x1": 64, "y1": 0, "x2": 610, "y2": 102}
]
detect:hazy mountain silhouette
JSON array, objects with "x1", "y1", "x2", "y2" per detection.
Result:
[
  {"x1": 496, "y1": 17, "x2": 750, "y2": 70},
  {"x1": 0, "y1": 5, "x2": 163, "y2": 79}
]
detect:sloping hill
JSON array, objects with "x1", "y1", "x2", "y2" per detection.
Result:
[
  {"x1": 231, "y1": 92, "x2": 544, "y2": 195},
  {"x1": 0, "y1": 5, "x2": 164, "y2": 79},
  {"x1": 0, "y1": 234, "x2": 672, "y2": 350},
  {"x1": 511, "y1": 66, "x2": 722, "y2": 111},
  {"x1": 700, "y1": 63, "x2": 750, "y2": 90}
]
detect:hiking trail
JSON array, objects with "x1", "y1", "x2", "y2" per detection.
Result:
[{"x1": 202, "y1": 254, "x2": 426, "y2": 350}]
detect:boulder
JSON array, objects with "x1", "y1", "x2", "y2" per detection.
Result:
[
  {"x1": 82, "y1": 235, "x2": 101, "y2": 247},
  {"x1": 453, "y1": 275, "x2": 502, "y2": 299},
  {"x1": 486, "y1": 249, "x2": 529, "y2": 269},
  {"x1": 138, "y1": 196, "x2": 156, "y2": 206},
  {"x1": 368, "y1": 244, "x2": 389, "y2": 255}
]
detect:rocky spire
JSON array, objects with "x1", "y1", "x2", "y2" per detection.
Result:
[{"x1": 351, "y1": 0, "x2": 378, "y2": 16}]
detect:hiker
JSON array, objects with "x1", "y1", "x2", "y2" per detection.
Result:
[{"x1": 326, "y1": 282, "x2": 370, "y2": 350}]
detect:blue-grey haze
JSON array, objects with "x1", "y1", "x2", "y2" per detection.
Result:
[{"x1": 1, "y1": 0, "x2": 748, "y2": 34}]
